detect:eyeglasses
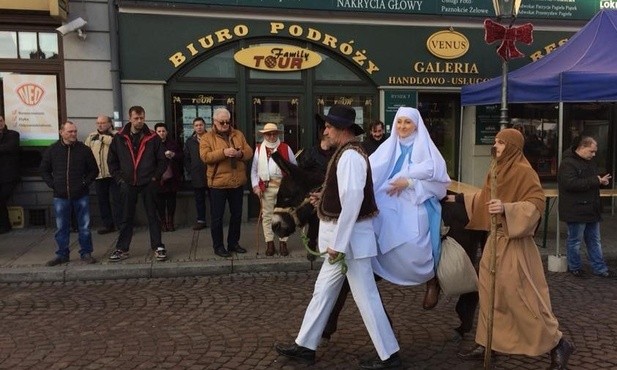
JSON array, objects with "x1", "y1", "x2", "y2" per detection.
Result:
[
  {"x1": 264, "y1": 132, "x2": 278, "y2": 136},
  {"x1": 215, "y1": 120, "x2": 231, "y2": 126}
]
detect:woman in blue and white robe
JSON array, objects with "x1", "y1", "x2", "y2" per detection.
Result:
[{"x1": 369, "y1": 107, "x2": 451, "y2": 286}]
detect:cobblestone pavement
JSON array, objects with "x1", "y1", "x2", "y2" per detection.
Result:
[{"x1": 1, "y1": 268, "x2": 616, "y2": 369}]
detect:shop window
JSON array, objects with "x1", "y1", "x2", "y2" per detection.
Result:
[
  {"x1": 315, "y1": 95, "x2": 373, "y2": 135},
  {"x1": 38, "y1": 33, "x2": 59, "y2": 59},
  {"x1": 563, "y1": 103, "x2": 613, "y2": 174},
  {"x1": 510, "y1": 104, "x2": 559, "y2": 181},
  {"x1": 0, "y1": 31, "x2": 58, "y2": 60},
  {"x1": 170, "y1": 93, "x2": 237, "y2": 145},
  {"x1": 249, "y1": 69, "x2": 301, "y2": 80},
  {"x1": 183, "y1": 49, "x2": 236, "y2": 78},
  {"x1": 418, "y1": 93, "x2": 459, "y2": 179},
  {"x1": 0, "y1": 31, "x2": 18, "y2": 58},
  {"x1": 315, "y1": 53, "x2": 362, "y2": 82},
  {"x1": 251, "y1": 96, "x2": 300, "y2": 152}
]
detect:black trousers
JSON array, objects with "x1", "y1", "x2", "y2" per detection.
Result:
[
  {"x1": 116, "y1": 182, "x2": 163, "y2": 251},
  {"x1": 0, "y1": 182, "x2": 17, "y2": 232}
]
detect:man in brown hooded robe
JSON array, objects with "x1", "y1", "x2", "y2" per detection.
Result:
[{"x1": 453, "y1": 129, "x2": 574, "y2": 370}]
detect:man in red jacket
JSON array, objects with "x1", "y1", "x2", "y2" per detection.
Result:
[{"x1": 107, "y1": 106, "x2": 168, "y2": 262}]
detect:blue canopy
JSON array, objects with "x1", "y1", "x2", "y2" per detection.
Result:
[{"x1": 461, "y1": 10, "x2": 617, "y2": 106}]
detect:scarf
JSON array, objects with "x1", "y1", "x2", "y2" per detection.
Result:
[
  {"x1": 466, "y1": 128, "x2": 546, "y2": 231},
  {"x1": 258, "y1": 138, "x2": 280, "y2": 181}
]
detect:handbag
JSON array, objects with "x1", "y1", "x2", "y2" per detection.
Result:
[
  {"x1": 161, "y1": 163, "x2": 174, "y2": 182},
  {"x1": 437, "y1": 235, "x2": 478, "y2": 296}
]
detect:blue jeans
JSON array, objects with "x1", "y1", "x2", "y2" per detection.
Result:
[
  {"x1": 566, "y1": 222, "x2": 608, "y2": 275},
  {"x1": 209, "y1": 187, "x2": 243, "y2": 250},
  {"x1": 53, "y1": 196, "x2": 93, "y2": 258}
]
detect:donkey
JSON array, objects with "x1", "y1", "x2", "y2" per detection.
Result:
[
  {"x1": 270, "y1": 151, "x2": 324, "y2": 252},
  {"x1": 270, "y1": 150, "x2": 486, "y2": 340}
]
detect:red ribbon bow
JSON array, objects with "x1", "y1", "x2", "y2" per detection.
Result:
[{"x1": 484, "y1": 19, "x2": 534, "y2": 61}]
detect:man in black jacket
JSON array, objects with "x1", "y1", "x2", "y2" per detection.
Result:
[
  {"x1": 361, "y1": 119, "x2": 387, "y2": 155},
  {"x1": 184, "y1": 117, "x2": 208, "y2": 230},
  {"x1": 40, "y1": 121, "x2": 99, "y2": 266},
  {"x1": 0, "y1": 115, "x2": 20, "y2": 234},
  {"x1": 107, "y1": 106, "x2": 168, "y2": 262},
  {"x1": 558, "y1": 135, "x2": 614, "y2": 278}
]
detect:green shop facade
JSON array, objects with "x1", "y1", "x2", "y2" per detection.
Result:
[
  {"x1": 118, "y1": 10, "x2": 574, "y2": 177},
  {"x1": 119, "y1": 1, "x2": 617, "y2": 220}
]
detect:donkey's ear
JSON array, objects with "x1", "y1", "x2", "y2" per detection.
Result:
[{"x1": 271, "y1": 151, "x2": 296, "y2": 176}]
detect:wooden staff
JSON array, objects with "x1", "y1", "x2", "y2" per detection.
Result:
[{"x1": 484, "y1": 159, "x2": 498, "y2": 369}]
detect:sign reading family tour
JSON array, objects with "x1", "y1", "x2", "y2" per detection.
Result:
[
  {"x1": 234, "y1": 44, "x2": 322, "y2": 71},
  {"x1": 2, "y1": 74, "x2": 59, "y2": 146}
]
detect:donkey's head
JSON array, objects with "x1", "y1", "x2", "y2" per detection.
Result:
[{"x1": 271, "y1": 151, "x2": 324, "y2": 238}]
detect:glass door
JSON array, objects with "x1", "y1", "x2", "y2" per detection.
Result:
[
  {"x1": 251, "y1": 95, "x2": 301, "y2": 154},
  {"x1": 418, "y1": 93, "x2": 460, "y2": 179}
]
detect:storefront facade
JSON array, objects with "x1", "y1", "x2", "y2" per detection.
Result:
[
  {"x1": 116, "y1": 2, "x2": 581, "y2": 182},
  {"x1": 3, "y1": 0, "x2": 613, "y2": 226}
]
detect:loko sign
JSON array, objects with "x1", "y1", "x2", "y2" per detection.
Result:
[{"x1": 234, "y1": 44, "x2": 322, "y2": 71}]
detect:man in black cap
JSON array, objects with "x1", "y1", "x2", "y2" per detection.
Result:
[{"x1": 275, "y1": 105, "x2": 401, "y2": 369}]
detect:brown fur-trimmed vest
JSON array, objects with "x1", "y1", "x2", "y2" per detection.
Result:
[{"x1": 317, "y1": 141, "x2": 378, "y2": 222}]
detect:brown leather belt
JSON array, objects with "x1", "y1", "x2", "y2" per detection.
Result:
[{"x1": 263, "y1": 178, "x2": 281, "y2": 188}]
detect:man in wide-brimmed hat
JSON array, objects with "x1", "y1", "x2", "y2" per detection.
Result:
[
  {"x1": 250, "y1": 122, "x2": 296, "y2": 256},
  {"x1": 276, "y1": 104, "x2": 402, "y2": 369}
]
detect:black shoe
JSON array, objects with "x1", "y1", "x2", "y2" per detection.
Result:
[
  {"x1": 596, "y1": 270, "x2": 617, "y2": 278},
  {"x1": 46, "y1": 256, "x2": 69, "y2": 266},
  {"x1": 458, "y1": 345, "x2": 487, "y2": 361},
  {"x1": 214, "y1": 247, "x2": 231, "y2": 258},
  {"x1": 359, "y1": 352, "x2": 402, "y2": 369},
  {"x1": 97, "y1": 226, "x2": 116, "y2": 235},
  {"x1": 549, "y1": 337, "x2": 575, "y2": 369},
  {"x1": 229, "y1": 245, "x2": 247, "y2": 254},
  {"x1": 192, "y1": 222, "x2": 207, "y2": 230},
  {"x1": 275, "y1": 343, "x2": 315, "y2": 365},
  {"x1": 569, "y1": 269, "x2": 587, "y2": 278},
  {"x1": 80, "y1": 253, "x2": 97, "y2": 264}
]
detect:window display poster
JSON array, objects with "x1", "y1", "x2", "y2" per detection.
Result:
[
  {"x1": 475, "y1": 105, "x2": 501, "y2": 145},
  {"x1": 182, "y1": 105, "x2": 197, "y2": 125},
  {"x1": 2, "y1": 74, "x2": 59, "y2": 146},
  {"x1": 197, "y1": 105, "x2": 212, "y2": 129},
  {"x1": 384, "y1": 90, "x2": 417, "y2": 133}
]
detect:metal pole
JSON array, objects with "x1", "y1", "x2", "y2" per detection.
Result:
[
  {"x1": 109, "y1": 0, "x2": 123, "y2": 127},
  {"x1": 499, "y1": 59, "x2": 509, "y2": 129}
]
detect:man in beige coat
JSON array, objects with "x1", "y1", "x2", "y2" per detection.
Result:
[
  {"x1": 85, "y1": 115, "x2": 122, "y2": 234},
  {"x1": 200, "y1": 107, "x2": 253, "y2": 258}
]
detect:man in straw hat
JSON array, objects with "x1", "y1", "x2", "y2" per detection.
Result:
[
  {"x1": 250, "y1": 122, "x2": 296, "y2": 256},
  {"x1": 275, "y1": 104, "x2": 401, "y2": 369}
]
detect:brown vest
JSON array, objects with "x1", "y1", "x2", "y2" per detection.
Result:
[{"x1": 317, "y1": 141, "x2": 378, "y2": 222}]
